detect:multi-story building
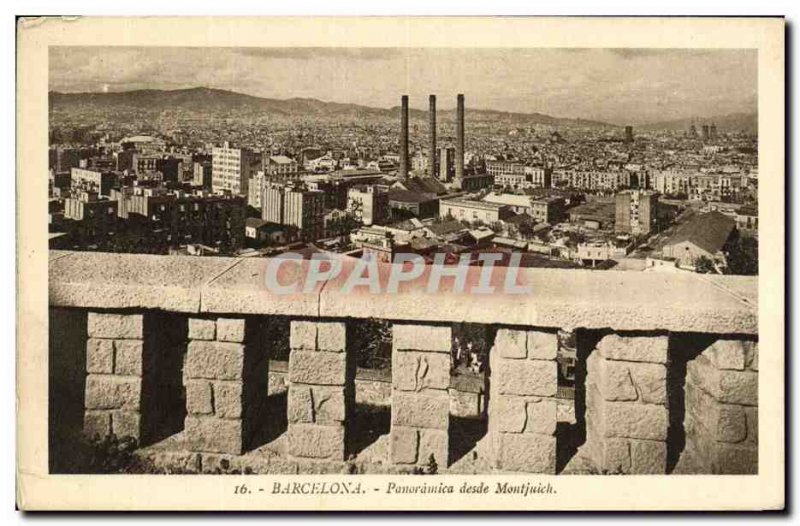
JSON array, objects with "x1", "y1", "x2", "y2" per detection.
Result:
[
  {"x1": 438, "y1": 147, "x2": 456, "y2": 182},
  {"x1": 212, "y1": 142, "x2": 257, "y2": 196},
  {"x1": 264, "y1": 155, "x2": 300, "y2": 180},
  {"x1": 262, "y1": 182, "x2": 325, "y2": 241},
  {"x1": 192, "y1": 161, "x2": 212, "y2": 189},
  {"x1": 482, "y1": 193, "x2": 566, "y2": 224},
  {"x1": 347, "y1": 185, "x2": 389, "y2": 226},
  {"x1": 63, "y1": 191, "x2": 118, "y2": 242},
  {"x1": 70, "y1": 167, "x2": 117, "y2": 197},
  {"x1": 439, "y1": 198, "x2": 512, "y2": 224},
  {"x1": 615, "y1": 189, "x2": 659, "y2": 236}
]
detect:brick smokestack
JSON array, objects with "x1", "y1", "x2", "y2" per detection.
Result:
[
  {"x1": 399, "y1": 95, "x2": 409, "y2": 179},
  {"x1": 455, "y1": 93, "x2": 465, "y2": 181},
  {"x1": 428, "y1": 94, "x2": 437, "y2": 179}
]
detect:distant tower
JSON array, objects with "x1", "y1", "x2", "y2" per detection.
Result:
[
  {"x1": 710, "y1": 123, "x2": 718, "y2": 140},
  {"x1": 624, "y1": 125, "x2": 634, "y2": 143},
  {"x1": 689, "y1": 124, "x2": 698, "y2": 138},
  {"x1": 701, "y1": 124, "x2": 710, "y2": 141},
  {"x1": 399, "y1": 95, "x2": 409, "y2": 179},
  {"x1": 428, "y1": 95, "x2": 437, "y2": 179},
  {"x1": 455, "y1": 94, "x2": 465, "y2": 185}
]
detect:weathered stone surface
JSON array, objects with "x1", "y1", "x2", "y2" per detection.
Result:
[
  {"x1": 630, "y1": 439, "x2": 667, "y2": 474},
  {"x1": 527, "y1": 331, "x2": 558, "y2": 360},
  {"x1": 185, "y1": 415, "x2": 243, "y2": 454},
  {"x1": 492, "y1": 395, "x2": 526, "y2": 433},
  {"x1": 716, "y1": 404, "x2": 747, "y2": 443},
  {"x1": 744, "y1": 406, "x2": 758, "y2": 444},
  {"x1": 494, "y1": 329, "x2": 527, "y2": 359},
  {"x1": 86, "y1": 338, "x2": 114, "y2": 374},
  {"x1": 287, "y1": 385, "x2": 345, "y2": 424},
  {"x1": 390, "y1": 425, "x2": 419, "y2": 464},
  {"x1": 598, "y1": 438, "x2": 631, "y2": 474},
  {"x1": 418, "y1": 428, "x2": 448, "y2": 468},
  {"x1": 88, "y1": 313, "x2": 144, "y2": 339},
  {"x1": 746, "y1": 342, "x2": 759, "y2": 371},
  {"x1": 290, "y1": 321, "x2": 317, "y2": 350},
  {"x1": 499, "y1": 433, "x2": 556, "y2": 473},
  {"x1": 214, "y1": 381, "x2": 243, "y2": 419},
  {"x1": 188, "y1": 318, "x2": 216, "y2": 341},
  {"x1": 287, "y1": 423, "x2": 345, "y2": 460},
  {"x1": 288, "y1": 350, "x2": 347, "y2": 385},
  {"x1": 687, "y1": 355, "x2": 758, "y2": 406},
  {"x1": 85, "y1": 375, "x2": 141, "y2": 410},
  {"x1": 496, "y1": 359, "x2": 557, "y2": 397},
  {"x1": 524, "y1": 398, "x2": 557, "y2": 436},
  {"x1": 186, "y1": 380, "x2": 214, "y2": 415},
  {"x1": 216, "y1": 318, "x2": 246, "y2": 343},
  {"x1": 596, "y1": 334, "x2": 668, "y2": 364},
  {"x1": 707, "y1": 339, "x2": 748, "y2": 370},
  {"x1": 393, "y1": 351, "x2": 450, "y2": 392},
  {"x1": 112, "y1": 410, "x2": 141, "y2": 439},
  {"x1": 628, "y1": 362, "x2": 667, "y2": 405},
  {"x1": 185, "y1": 340, "x2": 244, "y2": 380},
  {"x1": 393, "y1": 324, "x2": 451, "y2": 353},
  {"x1": 714, "y1": 442, "x2": 758, "y2": 474},
  {"x1": 84, "y1": 410, "x2": 111, "y2": 438},
  {"x1": 113, "y1": 339, "x2": 144, "y2": 376},
  {"x1": 591, "y1": 354, "x2": 637, "y2": 402},
  {"x1": 316, "y1": 322, "x2": 347, "y2": 352},
  {"x1": 600, "y1": 401, "x2": 668, "y2": 441},
  {"x1": 392, "y1": 391, "x2": 450, "y2": 430}
]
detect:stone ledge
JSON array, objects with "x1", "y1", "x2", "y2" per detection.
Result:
[{"x1": 49, "y1": 251, "x2": 758, "y2": 334}]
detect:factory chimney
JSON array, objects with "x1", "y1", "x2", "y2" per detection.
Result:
[
  {"x1": 399, "y1": 95, "x2": 409, "y2": 179},
  {"x1": 428, "y1": 95, "x2": 437, "y2": 179},
  {"x1": 455, "y1": 93, "x2": 465, "y2": 182}
]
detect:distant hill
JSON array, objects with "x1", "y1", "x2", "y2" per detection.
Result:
[
  {"x1": 49, "y1": 87, "x2": 615, "y2": 128},
  {"x1": 640, "y1": 112, "x2": 757, "y2": 134}
]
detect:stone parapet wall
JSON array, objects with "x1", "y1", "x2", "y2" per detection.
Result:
[
  {"x1": 390, "y1": 323, "x2": 451, "y2": 467},
  {"x1": 286, "y1": 321, "x2": 354, "y2": 461},
  {"x1": 584, "y1": 334, "x2": 669, "y2": 474},
  {"x1": 683, "y1": 339, "x2": 758, "y2": 474},
  {"x1": 488, "y1": 328, "x2": 558, "y2": 473}
]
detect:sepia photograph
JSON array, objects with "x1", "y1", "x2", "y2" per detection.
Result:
[{"x1": 16, "y1": 16, "x2": 785, "y2": 511}]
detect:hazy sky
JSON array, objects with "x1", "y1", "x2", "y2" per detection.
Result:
[{"x1": 49, "y1": 47, "x2": 757, "y2": 125}]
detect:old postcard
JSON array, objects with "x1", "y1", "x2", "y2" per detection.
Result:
[{"x1": 17, "y1": 16, "x2": 784, "y2": 510}]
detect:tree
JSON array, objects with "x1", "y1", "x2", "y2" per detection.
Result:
[
  {"x1": 694, "y1": 255, "x2": 716, "y2": 274},
  {"x1": 725, "y1": 235, "x2": 758, "y2": 275}
]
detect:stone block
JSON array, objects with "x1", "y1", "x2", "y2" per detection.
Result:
[
  {"x1": 84, "y1": 410, "x2": 111, "y2": 438},
  {"x1": 499, "y1": 433, "x2": 556, "y2": 473},
  {"x1": 418, "y1": 428, "x2": 448, "y2": 468},
  {"x1": 524, "y1": 397, "x2": 557, "y2": 435},
  {"x1": 598, "y1": 437, "x2": 631, "y2": 474},
  {"x1": 113, "y1": 339, "x2": 144, "y2": 376},
  {"x1": 214, "y1": 381, "x2": 243, "y2": 419},
  {"x1": 716, "y1": 404, "x2": 747, "y2": 443},
  {"x1": 713, "y1": 442, "x2": 758, "y2": 474},
  {"x1": 216, "y1": 318, "x2": 246, "y2": 343},
  {"x1": 492, "y1": 395, "x2": 526, "y2": 433},
  {"x1": 390, "y1": 425, "x2": 420, "y2": 464},
  {"x1": 744, "y1": 406, "x2": 758, "y2": 444},
  {"x1": 706, "y1": 339, "x2": 748, "y2": 370},
  {"x1": 687, "y1": 355, "x2": 758, "y2": 406},
  {"x1": 494, "y1": 329, "x2": 527, "y2": 359},
  {"x1": 188, "y1": 318, "x2": 216, "y2": 341},
  {"x1": 186, "y1": 380, "x2": 214, "y2": 415},
  {"x1": 288, "y1": 385, "x2": 345, "y2": 424},
  {"x1": 316, "y1": 322, "x2": 346, "y2": 352},
  {"x1": 600, "y1": 401, "x2": 668, "y2": 441},
  {"x1": 288, "y1": 350, "x2": 346, "y2": 386},
  {"x1": 88, "y1": 313, "x2": 144, "y2": 339},
  {"x1": 496, "y1": 359, "x2": 557, "y2": 397},
  {"x1": 287, "y1": 423, "x2": 345, "y2": 460},
  {"x1": 185, "y1": 415, "x2": 243, "y2": 455},
  {"x1": 86, "y1": 338, "x2": 114, "y2": 374},
  {"x1": 112, "y1": 410, "x2": 141, "y2": 439},
  {"x1": 393, "y1": 324, "x2": 451, "y2": 353},
  {"x1": 392, "y1": 391, "x2": 450, "y2": 430},
  {"x1": 185, "y1": 340, "x2": 244, "y2": 380},
  {"x1": 746, "y1": 342, "x2": 758, "y2": 371},
  {"x1": 630, "y1": 439, "x2": 667, "y2": 474},
  {"x1": 393, "y1": 351, "x2": 450, "y2": 392},
  {"x1": 85, "y1": 375, "x2": 141, "y2": 410},
  {"x1": 527, "y1": 331, "x2": 558, "y2": 360},
  {"x1": 596, "y1": 334, "x2": 668, "y2": 364},
  {"x1": 290, "y1": 321, "x2": 317, "y2": 351},
  {"x1": 591, "y1": 354, "x2": 637, "y2": 402}
]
